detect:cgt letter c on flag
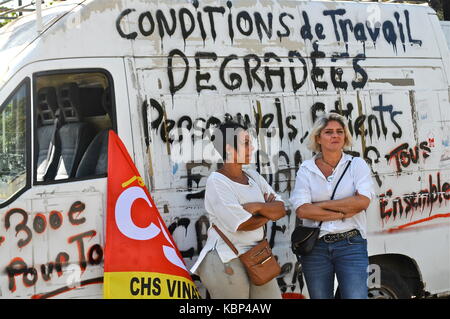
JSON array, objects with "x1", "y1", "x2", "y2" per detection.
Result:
[{"x1": 115, "y1": 186, "x2": 161, "y2": 240}]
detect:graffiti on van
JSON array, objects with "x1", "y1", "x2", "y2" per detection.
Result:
[
  {"x1": 163, "y1": 47, "x2": 369, "y2": 95},
  {"x1": 0, "y1": 201, "x2": 103, "y2": 298},
  {"x1": 116, "y1": 4, "x2": 423, "y2": 96},
  {"x1": 110, "y1": 1, "x2": 450, "y2": 298},
  {"x1": 116, "y1": 5, "x2": 422, "y2": 52},
  {"x1": 385, "y1": 140, "x2": 432, "y2": 173},
  {"x1": 379, "y1": 172, "x2": 450, "y2": 224},
  {"x1": 2, "y1": 0, "x2": 448, "y2": 298}
]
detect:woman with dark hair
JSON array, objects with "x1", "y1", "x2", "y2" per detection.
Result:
[{"x1": 190, "y1": 121, "x2": 286, "y2": 299}]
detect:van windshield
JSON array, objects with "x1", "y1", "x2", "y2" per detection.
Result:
[{"x1": 0, "y1": 81, "x2": 28, "y2": 203}]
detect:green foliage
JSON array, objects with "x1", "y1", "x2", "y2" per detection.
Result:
[
  {"x1": 0, "y1": 86, "x2": 27, "y2": 185},
  {"x1": 0, "y1": 6, "x2": 17, "y2": 28},
  {"x1": 0, "y1": 6, "x2": 8, "y2": 27},
  {"x1": 429, "y1": 0, "x2": 444, "y2": 20}
]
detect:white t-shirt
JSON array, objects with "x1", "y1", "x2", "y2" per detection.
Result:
[
  {"x1": 190, "y1": 169, "x2": 283, "y2": 275},
  {"x1": 289, "y1": 153, "x2": 374, "y2": 239}
]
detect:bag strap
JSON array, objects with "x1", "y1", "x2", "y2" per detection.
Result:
[
  {"x1": 318, "y1": 157, "x2": 353, "y2": 227},
  {"x1": 243, "y1": 170, "x2": 268, "y2": 238},
  {"x1": 212, "y1": 224, "x2": 239, "y2": 256},
  {"x1": 331, "y1": 158, "x2": 353, "y2": 200}
]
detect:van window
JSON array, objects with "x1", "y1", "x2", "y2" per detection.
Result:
[
  {"x1": 34, "y1": 70, "x2": 115, "y2": 183},
  {"x1": 0, "y1": 80, "x2": 29, "y2": 203}
]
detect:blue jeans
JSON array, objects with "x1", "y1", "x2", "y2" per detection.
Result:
[{"x1": 301, "y1": 233, "x2": 369, "y2": 299}]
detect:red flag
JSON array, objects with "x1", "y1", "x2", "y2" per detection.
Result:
[{"x1": 103, "y1": 130, "x2": 200, "y2": 298}]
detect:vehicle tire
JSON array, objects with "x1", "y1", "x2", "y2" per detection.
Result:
[
  {"x1": 368, "y1": 266, "x2": 413, "y2": 299},
  {"x1": 334, "y1": 266, "x2": 413, "y2": 299}
]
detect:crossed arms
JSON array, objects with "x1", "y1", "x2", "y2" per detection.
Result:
[
  {"x1": 234, "y1": 192, "x2": 369, "y2": 231},
  {"x1": 237, "y1": 193, "x2": 286, "y2": 231},
  {"x1": 295, "y1": 192, "x2": 370, "y2": 222}
]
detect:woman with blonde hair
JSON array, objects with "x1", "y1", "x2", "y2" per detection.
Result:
[{"x1": 290, "y1": 112, "x2": 374, "y2": 299}]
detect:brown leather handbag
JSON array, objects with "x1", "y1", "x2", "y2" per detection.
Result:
[{"x1": 213, "y1": 224, "x2": 281, "y2": 286}]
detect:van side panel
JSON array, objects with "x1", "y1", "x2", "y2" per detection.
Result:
[
  {"x1": 118, "y1": 0, "x2": 450, "y2": 296},
  {"x1": 1, "y1": 0, "x2": 449, "y2": 298}
]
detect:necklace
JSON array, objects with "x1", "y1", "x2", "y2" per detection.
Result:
[
  {"x1": 321, "y1": 157, "x2": 339, "y2": 173},
  {"x1": 218, "y1": 168, "x2": 248, "y2": 184}
]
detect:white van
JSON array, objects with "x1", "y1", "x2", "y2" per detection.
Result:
[
  {"x1": 0, "y1": 0, "x2": 449, "y2": 299},
  {"x1": 441, "y1": 21, "x2": 450, "y2": 49}
]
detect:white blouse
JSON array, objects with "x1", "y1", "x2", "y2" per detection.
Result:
[
  {"x1": 190, "y1": 169, "x2": 283, "y2": 275},
  {"x1": 290, "y1": 153, "x2": 374, "y2": 239}
]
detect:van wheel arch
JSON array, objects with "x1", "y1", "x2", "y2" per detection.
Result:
[{"x1": 368, "y1": 254, "x2": 426, "y2": 298}]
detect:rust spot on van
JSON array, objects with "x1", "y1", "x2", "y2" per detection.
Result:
[
  {"x1": 409, "y1": 90, "x2": 419, "y2": 143},
  {"x1": 369, "y1": 78, "x2": 415, "y2": 86}
]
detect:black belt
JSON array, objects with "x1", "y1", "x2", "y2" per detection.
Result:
[{"x1": 320, "y1": 229, "x2": 360, "y2": 243}]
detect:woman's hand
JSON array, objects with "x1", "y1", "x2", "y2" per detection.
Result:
[
  {"x1": 264, "y1": 192, "x2": 276, "y2": 203},
  {"x1": 242, "y1": 192, "x2": 278, "y2": 214},
  {"x1": 242, "y1": 202, "x2": 263, "y2": 215}
]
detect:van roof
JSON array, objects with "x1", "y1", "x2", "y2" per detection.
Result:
[{"x1": 0, "y1": 1, "x2": 84, "y2": 87}]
